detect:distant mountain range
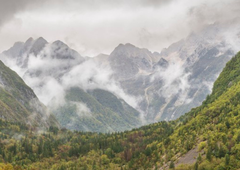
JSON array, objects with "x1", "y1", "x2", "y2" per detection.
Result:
[
  {"x1": 0, "y1": 37, "x2": 142, "y2": 132},
  {"x1": 2, "y1": 50, "x2": 240, "y2": 169},
  {"x1": 0, "y1": 24, "x2": 239, "y2": 132},
  {"x1": 103, "y1": 24, "x2": 235, "y2": 122}
]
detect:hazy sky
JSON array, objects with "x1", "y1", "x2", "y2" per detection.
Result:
[{"x1": 0, "y1": 0, "x2": 239, "y2": 56}]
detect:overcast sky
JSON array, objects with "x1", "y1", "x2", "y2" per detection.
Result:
[{"x1": 0, "y1": 0, "x2": 239, "y2": 56}]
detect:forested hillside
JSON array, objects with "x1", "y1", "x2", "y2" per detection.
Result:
[
  {"x1": 54, "y1": 87, "x2": 141, "y2": 132},
  {"x1": 1, "y1": 52, "x2": 240, "y2": 169},
  {"x1": 0, "y1": 60, "x2": 58, "y2": 128}
]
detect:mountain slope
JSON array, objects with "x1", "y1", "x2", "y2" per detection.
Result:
[
  {"x1": 0, "y1": 60, "x2": 58, "y2": 128},
  {"x1": 53, "y1": 87, "x2": 141, "y2": 132},
  {"x1": 0, "y1": 28, "x2": 237, "y2": 132},
  {"x1": 1, "y1": 37, "x2": 142, "y2": 132},
  {"x1": 109, "y1": 43, "x2": 154, "y2": 80},
  {"x1": 1, "y1": 51, "x2": 240, "y2": 169},
  {"x1": 156, "y1": 51, "x2": 240, "y2": 169},
  {"x1": 108, "y1": 25, "x2": 235, "y2": 122}
]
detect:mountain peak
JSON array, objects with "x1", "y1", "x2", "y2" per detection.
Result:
[
  {"x1": 35, "y1": 37, "x2": 48, "y2": 44},
  {"x1": 111, "y1": 43, "x2": 144, "y2": 57},
  {"x1": 111, "y1": 43, "x2": 153, "y2": 59},
  {"x1": 115, "y1": 43, "x2": 136, "y2": 50},
  {"x1": 29, "y1": 37, "x2": 48, "y2": 56},
  {"x1": 125, "y1": 43, "x2": 136, "y2": 47},
  {"x1": 52, "y1": 40, "x2": 69, "y2": 48},
  {"x1": 25, "y1": 37, "x2": 34, "y2": 46}
]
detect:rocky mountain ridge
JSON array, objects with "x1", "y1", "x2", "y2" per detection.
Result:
[
  {"x1": 0, "y1": 24, "x2": 239, "y2": 131},
  {"x1": 0, "y1": 38, "x2": 142, "y2": 132}
]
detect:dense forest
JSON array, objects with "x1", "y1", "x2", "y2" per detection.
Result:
[{"x1": 1, "y1": 52, "x2": 240, "y2": 169}]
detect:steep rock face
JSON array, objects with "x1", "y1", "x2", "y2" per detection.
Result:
[
  {"x1": 2, "y1": 52, "x2": 240, "y2": 170},
  {"x1": 0, "y1": 60, "x2": 59, "y2": 128},
  {"x1": 153, "y1": 58, "x2": 169, "y2": 69},
  {"x1": 50, "y1": 40, "x2": 82, "y2": 61},
  {"x1": 29, "y1": 37, "x2": 48, "y2": 56},
  {"x1": 108, "y1": 25, "x2": 236, "y2": 122},
  {"x1": 2, "y1": 37, "x2": 84, "y2": 73},
  {"x1": 155, "y1": 51, "x2": 240, "y2": 169},
  {"x1": 0, "y1": 38, "x2": 142, "y2": 132},
  {"x1": 0, "y1": 38, "x2": 87, "y2": 129},
  {"x1": 109, "y1": 43, "x2": 155, "y2": 80},
  {"x1": 159, "y1": 45, "x2": 233, "y2": 120},
  {"x1": 2, "y1": 37, "x2": 48, "y2": 68},
  {"x1": 156, "y1": 25, "x2": 235, "y2": 120},
  {"x1": 0, "y1": 23, "x2": 238, "y2": 131}
]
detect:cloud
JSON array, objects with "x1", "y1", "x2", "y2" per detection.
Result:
[
  {"x1": 25, "y1": 76, "x2": 65, "y2": 106},
  {"x1": 0, "y1": 0, "x2": 24, "y2": 26},
  {"x1": 222, "y1": 26, "x2": 240, "y2": 54},
  {"x1": 2, "y1": 0, "x2": 239, "y2": 57},
  {"x1": 73, "y1": 102, "x2": 91, "y2": 117},
  {"x1": 0, "y1": 0, "x2": 39, "y2": 27},
  {"x1": 150, "y1": 57, "x2": 193, "y2": 107},
  {"x1": 62, "y1": 59, "x2": 141, "y2": 108},
  {"x1": 187, "y1": 0, "x2": 240, "y2": 33},
  {"x1": 1, "y1": 0, "x2": 240, "y2": 125},
  {"x1": 1, "y1": 40, "x2": 141, "y2": 115},
  {"x1": 157, "y1": 64, "x2": 191, "y2": 102}
]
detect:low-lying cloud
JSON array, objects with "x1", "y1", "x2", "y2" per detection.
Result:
[
  {"x1": 62, "y1": 59, "x2": 141, "y2": 108},
  {"x1": 1, "y1": 42, "x2": 142, "y2": 118},
  {"x1": 151, "y1": 61, "x2": 192, "y2": 105}
]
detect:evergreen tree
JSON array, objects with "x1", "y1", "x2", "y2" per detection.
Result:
[
  {"x1": 194, "y1": 162, "x2": 198, "y2": 170},
  {"x1": 206, "y1": 148, "x2": 212, "y2": 161},
  {"x1": 225, "y1": 154, "x2": 230, "y2": 165},
  {"x1": 169, "y1": 161, "x2": 175, "y2": 169}
]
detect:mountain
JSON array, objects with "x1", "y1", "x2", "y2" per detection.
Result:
[
  {"x1": 108, "y1": 24, "x2": 235, "y2": 122},
  {"x1": 0, "y1": 37, "x2": 142, "y2": 132},
  {"x1": 1, "y1": 51, "x2": 240, "y2": 169},
  {"x1": 0, "y1": 60, "x2": 58, "y2": 128},
  {"x1": 109, "y1": 43, "x2": 155, "y2": 80},
  {"x1": 2, "y1": 37, "x2": 84, "y2": 67},
  {"x1": 0, "y1": 24, "x2": 238, "y2": 132},
  {"x1": 53, "y1": 87, "x2": 141, "y2": 132}
]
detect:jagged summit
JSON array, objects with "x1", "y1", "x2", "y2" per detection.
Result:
[
  {"x1": 0, "y1": 25, "x2": 237, "y2": 131},
  {"x1": 30, "y1": 37, "x2": 48, "y2": 56},
  {"x1": 0, "y1": 37, "x2": 85, "y2": 80},
  {"x1": 34, "y1": 37, "x2": 48, "y2": 46},
  {"x1": 52, "y1": 40, "x2": 69, "y2": 48},
  {"x1": 112, "y1": 43, "x2": 152, "y2": 56},
  {"x1": 25, "y1": 37, "x2": 34, "y2": 45},
  {"x1": 109, "y1": 43, "x2": 154, "y2": 79},
  {"x1": 110, "y1": 43, "x2": 154, "y2": 61},
  {"x1": 3, "y1": 37, "x2": 84, "y2": 60},
  {"x1": 112, "y1": 43, "x2": 135, "y2": 53},
  {"x1": 123, "y1": 43, "x2": 136, "y2": 48}
]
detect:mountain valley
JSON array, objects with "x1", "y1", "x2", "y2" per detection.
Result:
[
  {"x1": 0, "y1": 50, "x2": 240, "y2": 169},
  {"x1": 0, "y1": 24, "x2": 239, "y2": 132},
  {"x1": 0, "y1": 0, "x2": 240, "y2": 169}
]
